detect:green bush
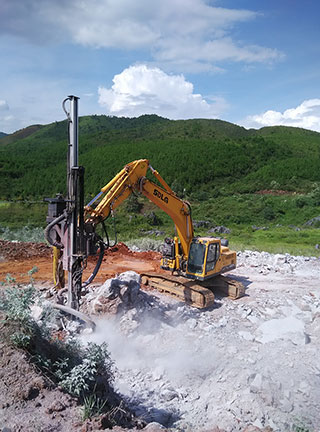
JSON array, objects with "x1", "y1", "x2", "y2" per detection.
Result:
[
  {"x1": 309, "y1": 186, "x2": 320, "y2": 206},
  {"x1": 59, "y1": 342, "x2": 113, "y2": 397},
  {"x1": 263, "y1": 206, "x2": 276, "y2": 221},
  {"x1": 295, "y1": 196, "x2": 308, "y2": 208},
  {"x1": 0, "y1": 279, "x2": 114, "y2": 405}
]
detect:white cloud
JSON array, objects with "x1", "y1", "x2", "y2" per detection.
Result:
[
  {"x1": 98, "y1": 64, "x2": 228, "y2": 119},
  {"x1": 0, "y1": 100, "x2": 9, "y2": 111},
  {"x1": 0, "y1": 0, "x2": 283, "y2": 71},
  {"x1": 243, "y1": 99, "x2": 320, "y2": 132}
]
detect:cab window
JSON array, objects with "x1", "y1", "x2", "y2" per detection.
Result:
[
  {"x1": 187, "y1": 242, "x2": 205, "y2": 274},
  {"x1": 205, "y1": 243, "x2": 219, "y2": 273}
]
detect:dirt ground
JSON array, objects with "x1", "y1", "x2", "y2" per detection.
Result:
[{"x1": 0, "y1": 240, "x2": 162, "y2": 285}]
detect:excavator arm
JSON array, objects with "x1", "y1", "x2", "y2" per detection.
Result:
[{"x1": 84, "y1": 159, "x2": 194, "y2": 261}]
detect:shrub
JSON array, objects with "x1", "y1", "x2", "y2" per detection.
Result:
[
  {"x1": 0, "y1": 283, "x2": 36, "y2": 348},
  {"x1": 309, "y1": 186, "x2": 320, "y2": 206},
  {"x1": 295, "y1": 196, "x2": 308, "y2": 208},
  {"x1": 0, "y1": 278, "x2": 114, "y2": 404},
  {"x1": 263, "y1": 206, "x2": 276, "y2": 221},
  {"x1": 60, "y1": 342, "x2": 114, "y2": 397}
]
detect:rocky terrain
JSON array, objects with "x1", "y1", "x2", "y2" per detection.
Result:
[
  {"x1": 0, "y1": 242, "x2": 319, "y2": 431},
  {"x1": 82, "y1": 251, "x2": 320, "y2": 431}
]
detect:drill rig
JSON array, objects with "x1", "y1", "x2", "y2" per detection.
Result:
[{"x1": 45, "y1": 97, "x2": 244, "y2": 311}]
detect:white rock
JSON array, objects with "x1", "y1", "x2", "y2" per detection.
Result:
[
  {"x1": 144, "y1": 422, "x2": 167, "y2": 431},
  {"x1": 256, "y1": 316, "x2": 306, "y2": 344},
  {"x1": 152, "y1": 367, "x2": 164, "y2": 381},
  {"x1": 298, "y1": 380, "x2": 310, "y2": 396},
  {"x1": 239, "y1": 331, "x2": 254, "y2": 341},
  {"x1": 247, "y1": 315, "x2": 260, "y2": 324},
  {"x1": 250, "y1": 373, "x2": 263, "y2": 393},
  {"x1": 252, "y1": 418, "x2": 264, "y2": 428},
  {"x1": 217, "y1": 316, "x2": 228, "y2": 327},
  {"x1": 162, "y1": 389, "x2": 178, "y2": 401},
  {"x1": 280, "y1": 398, "x2": 293, "y2": 413},
  {"x1": 187, "y1": 318, "x2": 197, "y2": 329},
  {"x1": 30, "y1": 304, "x2": 44, "y2": 321}
]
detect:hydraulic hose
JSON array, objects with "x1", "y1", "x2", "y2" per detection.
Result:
[
  {"x1": 82, "y1": 240, "x2": 105, "y2": 288},
  {"x1": 52, "y1": 303, "x2": 96, "y2": 330},
  {"x1": 44, "y1": 211, "x2": 67, "y2": 249}
]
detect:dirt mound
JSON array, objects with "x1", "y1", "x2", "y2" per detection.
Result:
[
  {"x1": 0, "y1": 326, "x2": 81, "y2": 431},
  {"x1": 105, "y1": 242, "x2": 161, "y2": 261},
  {"x1": 0, "y1": 308, "x2": 146, "y2": 432},
  {"x1": 0, "y1": 240, "x2": 51, "y2": 261}
]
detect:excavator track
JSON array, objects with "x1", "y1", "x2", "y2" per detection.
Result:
[
  {"x1": 202, "y1": 275, "x2": 245, "y2": 300},
  {"x1": 140, "y1": 272, "x2": 244, "y2": 309}
]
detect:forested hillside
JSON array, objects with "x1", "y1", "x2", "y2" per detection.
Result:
[
  {"x1": 0, "y1": 125, "x2": 42, "y2": 146},
  {"x1": 0, "y1": 115, "x2": 320, "y2": 200}
]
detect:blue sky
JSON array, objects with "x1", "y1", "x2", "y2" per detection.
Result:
[{"x1": 1, "y1": 0, "x2": 320, "y2": 133}]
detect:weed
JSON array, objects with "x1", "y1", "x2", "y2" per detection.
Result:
[
  {"x1": 293, "y1": 425, "x2": 311, "y2": 432},
  {"x1": 0, "y1": 283, "x2": 35, "y2": 329},
  {"x1": 82, "y1": 385, "x2": 108, "y2": 420},
  {"x1": 59, "y1": 342, "x2": 113, "y2": 396},
  {"x1": 10, "y1": 332, "x2": 32, "y2": 348}
]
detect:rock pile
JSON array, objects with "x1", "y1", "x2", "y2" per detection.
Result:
[
  {"x1": 85, "y1": 271, "x2": 142, "y2": 314},
  {"x1": 237, "y1": 250, "x2": 319, "y2": 276},
  {"x1": 82, "y1": 253, "x2": 320, "y2": 431}
]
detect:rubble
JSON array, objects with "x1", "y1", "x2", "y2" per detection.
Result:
[
  {"x1": 208, "y1": 225, "x2": 231, "y2": 234},
  {"x1": 304, "y1": 215, "x2": 320, "y2": 226},
  {"x1": 86, "y1": 271, "x2": 142, "y2": 314},
  {"x1": 81, "y1": 252, "x2": 320, "y2": 432},
  {"x1": 237, "y1": 250, "x2": 319, "y2": 277}
]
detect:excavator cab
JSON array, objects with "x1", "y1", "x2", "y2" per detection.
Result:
[{"x1": 186, "y1": 237, "x2": 236, "y2": 281}]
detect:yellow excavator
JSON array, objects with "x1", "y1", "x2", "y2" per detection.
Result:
[
  {"x1": 44, "y1": 97, "x2": 243, "y2": 311},
  {"x1": 83, "y1": 159, "x2": 244, "y2": 308}
]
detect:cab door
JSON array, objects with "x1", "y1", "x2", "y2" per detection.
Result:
[{"x1": 205, "y1": 242, "x2": 220, "y2": 275}]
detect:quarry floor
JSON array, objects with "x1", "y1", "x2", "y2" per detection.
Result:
[{"x1": 0, "y1": 240, "x2": 320, "y2": 431}]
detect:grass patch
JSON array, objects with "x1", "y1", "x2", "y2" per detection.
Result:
[
  {"x1": 229, "y1": 227, "x2": 320, "y2": 257},
  {"x1": 0, "y1": 195, "x2": 319, "y2": 257}
]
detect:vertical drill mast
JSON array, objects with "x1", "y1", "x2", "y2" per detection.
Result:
[
  {"x1": 66, "y1": 95, "x2": 81, "y2": 309},
  {"x1": 45, "y1": 96, "x2": 104, "y2": 311}
]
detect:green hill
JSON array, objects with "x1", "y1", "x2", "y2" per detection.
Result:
[
  {"x1": 0, "y1": 115, "x2": 320, "y2": 255},
  {"x1": 0, "y1": 125, "x2": 43, "y2": 146},
  {"x1": 0, "y1": 115, "x2": 319, "y2": 200},
  {"x1": 0, "y1": 132, "x2": 7, "y2": 139}
]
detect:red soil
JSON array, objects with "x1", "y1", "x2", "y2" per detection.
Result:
[{"x1": 0, "y1": 240, "x2": 162, "y2": 285}]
